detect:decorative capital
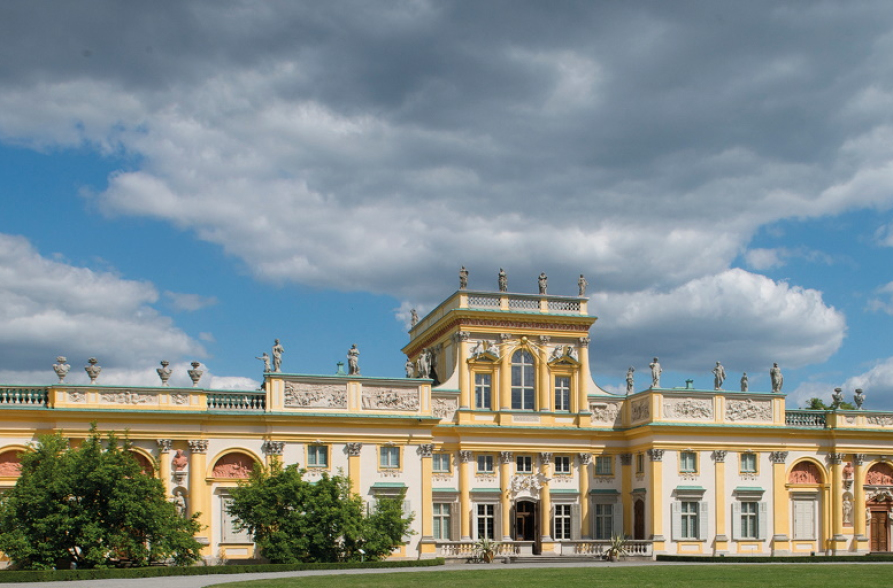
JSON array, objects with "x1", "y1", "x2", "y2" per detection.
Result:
[
  {"x1": 712, "y1": 450, "x2": 727, "y2": 463},
  {"x1": 578, "y1": 336, "x2": 591, "y2": 347},
  {"x1": 539, "y1": 452, "x2": 553, "y2": 465},
  {"x1": 769, "y1": 451, "x2": 788, "y2": 464},
  {"x1": 459, "y1": 450, "x2": 474, "y2": 463},
  {"x1": 346, "y1": 442, "x2": 363, "y2": 457},
  {"x1": 828, "y1": 453, "x2": 845, "y2": 465},
  {"x1": 499, "y1": 451, "x2": 514, "y2": 464},
  {"x1": 418, "y1": 443, "x2": 434, "y2": 458},
  {"x1": 620, "y1": 453, "x2": 633, "y2": 466},
  {"x1": 499, "y1": 333, "x2": 512, "y2": 342},
  {"x1": 854, "y1": 454, "x2": 866, "y2": 466},
  {"x1": 188, "y1": 440, "x2": 208, "y2": 454},
  {"x1": 538, "y1": 335, "x2": 551, "y2": 345},
  {"x1": 262, "y1": 441, "x2": 285, "y2": 456},
  {"x1": 456, "y1": 331, "x2": 470, "y2": 342},
  {"x1": 156, "y1": 439, "x2": 172, "y2": 454},
  {"x1": 579, "y1": 453, "x2": 593, "y2": 466},
  {"x1": 647, "y1": 448, "x2": 664, "y2": 462}
]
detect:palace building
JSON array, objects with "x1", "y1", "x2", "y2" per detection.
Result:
[{"x1": 1, "y1": 282, "x2": 892, "y2": 562}]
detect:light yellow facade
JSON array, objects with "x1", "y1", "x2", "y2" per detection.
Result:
[{"x1": 2, "y1": 287, "x2": 893, "y2": 561}]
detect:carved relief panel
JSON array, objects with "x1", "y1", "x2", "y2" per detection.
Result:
[
  {"x1": 361, "y1": 386, "x2": 420, "y2": 411},
  {"x1": 284, "y1": 382, "x2": 348, "y2": 409},
  {"x1": 663, "y1": 397, "x2": 713, "y2": 420}
]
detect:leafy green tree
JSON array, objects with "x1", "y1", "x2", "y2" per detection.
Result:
[
  {"x1": 803, "y1": 397, "x2": 855, "y2": 410},
  {"x1": 0, "y1": 427, "x2": 201, "y2": 569},
  {"x1": 227, "y1": 462, "x2": 413, "y2": 563}
]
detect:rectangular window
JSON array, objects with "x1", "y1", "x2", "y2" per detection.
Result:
[
  {"x1": 636, "y1": 453, "x2": 645, "y2": 474},
  {"x1": 433, "y1": 503, "x2": 451, "y2": 540},
  {"x1": 307, "y1": 445, "x2": 328, "y2": 468},
  {"x1": 516, "y1": 455, "x2": 533, "y2": 473},
  {"x1": 477, "y1": 504, "x2": 495, "y2": 539},
  {"x1": 680, "y1": 451, "x2": 697, "y2": 473},
  {"x1": 554, "y1": 455, "x2": 571, "y2": 474},
  {"x1": 380, "y1": 446, "x2": 400, "y2": 469},
  {"x1": 594, "y1": 503, "x2": 613, "y2": 540},
  {"x1": 554, "y1": 376, "x2": 571, "y2": 411},
  {"x1": 433, "y1": 453, "x2": 451, "y2": 473},
  {"x1": 740, "y1": 502, "x2": 758, "y2": 539},
  {"x1": 221, "y1": 495, "x2": 252, "y2": 543},
  {"x1": 740, "y1": 453, "x2": 757, "y2": 473},
  {"x1": 475, "y1": 373, "x2": 492, "y2": 410},
  {"x1": 793, "y1": 498, "x2": 816, "y2": 540},
  {"x1": 595, "y1": 455, "x2": 612, "y2": 476},
  {"x1": 553, "y1": 504, "x2": 572, "y2": 540},
  {"x1": 680, "y1": 501, "x2": 699, "y2": 539},
  {"x1": 511, "y1": 351, "x2": 536, "y2": 410},
  {"x1": 477, "y1": 455, "x2": 494, "y2": 473}
]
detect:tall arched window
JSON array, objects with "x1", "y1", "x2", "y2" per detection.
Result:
[{"x1": 511, "y1": 350, "x2": 536, "y2": 410}]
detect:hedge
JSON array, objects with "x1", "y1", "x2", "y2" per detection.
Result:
[
  {"x1": 0, "y1": 558, "x2": 445, "y2": 583},
  {"x1": 657, "y1": 554, "x2": 893, "y2": 563}
]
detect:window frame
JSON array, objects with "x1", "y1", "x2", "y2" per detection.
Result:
[
  {"x1": 379, "y1": 445, "x2": 401, "y2": 470},
  {"x1": 554, "y1": 455, "x2": 572, "y2": 475},
  {"x1": 474, "y1": 372, "x2": 493, "y2": 410},
  {"x1": 553, "y1": 504, "x2": 572, "y2": 540},
  {"x1": 477, "y1": 454, "x2": 495, "y2": 474},
  {"x1": 510, "y1": 350, "x2": 536, "y2": 410},
  {"x1": 516, "y1": 455, "x2": 533, "y2": 474},
  {"x1": 433, "y1": 502, "x2": 452, "y2": 540},
  {"x1": 307, "y1": 444, "x2": 329, "y2": 469},
  {"x1": 433, "y1": 452, "x2": 451, "y2": 473},
  {"x1": 740, "y1": 452, "x2": 758, "y2": 474},
  {"x1": 477, "y1": 503, "x2": 496, "y2": 540},
  {"x1": 593, "y1": 502, "x2": 614, "y2": 540},
  {"x1": 554, "y1": 375, "x2": 571, "y2": 412},
  {"x1": 595, "y1": 455, "x2": 613, "y2": 476},
  {"x1": 679, "y1": 451, "x2": 698, "y2": 474}
]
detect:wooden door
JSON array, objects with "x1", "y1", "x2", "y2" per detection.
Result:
[
  {"x1": 634, "y1": 500, "x2": 646, "y2": 540},
  {"x1": 515, "y1": 501, "x2": 535, "y2": 541},
  {"x1": 871, "y1": 510, "x2": 889, "y2": 552}
]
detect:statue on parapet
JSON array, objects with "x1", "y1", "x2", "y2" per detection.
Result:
[
  {"x1": 405, "y1": 357, "x2": 414, "y2": 378},
  {"x1": 410, "y1": 309, "x2": 419, "y2": 328},
  {"x1": 740, "y1": 372, "x2": 748, "y2": 392},
  {"x1": 831, "y1": 387, "x2": 844, "y2": 410},
  {"x1": 256, "y1": 352, "x2": 271, "y2": 373},
  {"x1": 626, "y1": 367, "x2": 635, "y2": 395},
  {"x1": 538, "y1": 272, "x2": 548, "y2": 294},
  {"x1": 650, "y1": 357, "x2": 662, "y2": 388},
  {"x1": 713, "y1": 361, "x2": 726, "y2": 390},
  {"x1": 578, "y1": 274, "x2": 588, "y2": 296},
  {"x1": 854, "y1": 388, "x2": 866, "y2": 410},
  {"x1": 770, "y1": 362, "x2": 783, "y2": 393},
  {"x1": 272, "y1": 339, "x2": 284, "y2": 372},
  {"x1": 53, "y1": 356, "x2": 70, "y2": 383},
  {"x1": 459, "y1": 266, "x2": 469, "y2": 290},
  {"x1": 498, "y1": 268, "x2": 508, "y2": 292},
  {"x1": 347, "y1": 344, "x2": 360, "y2": 375}
]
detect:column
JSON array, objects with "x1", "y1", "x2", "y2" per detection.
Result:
[
  {"x1": 459, "y1": 450, "x2": 473, "y2": 540},
  {"x1": 540, "y1": 453, "x2": 553, "y2": 547},
  {"x1": 769, "y1": 451, "x2": 790, "y2": 555},
  {"x1": 156, "y1": 439, "x2": 172, "y2": 492},
  {"x1": 647, "y1": 449, "x2": 665, "y2": 551},
  {"x1": 346, "y1": 442, "x2": 362, "y2": 496},
  {"x1": 712, "y1": 450, "x2": 728, "y2": 555},
  {"x1": 853, "y1": 454, "x2": 868, "y2": 552},
  {"x1": 499, "y1": 335, "x2": 512, "y2": 411},
  {"x1": 622, "y1": 453, "x2": 634, "y2": 537},
  {"x1": 830, "y1": 452, "x2": 846, "y2": 553},
  {"x1": 500, "y1": 451, "x2": 514, "y2": 540},
  {"x1": 580, "y1": 453, "x2": 593, "y2": 539},
  {"x1": 538, "y1": 336, "x2": 551, "y2": 411},
  {"x1": 575, "y1": 337, "x2": 591, "y2": 416},
  {"x1": 418, "y1": 444, "x2": 435, "y2": 550},
  {"x1": 188, "y1": 440, "x2": 210, "y2": 555},
  {"x1": 262, "y1": 441, "x2": 284, "y2": 467},
  {"x1": 457, "y1": 332, "x2": 471, "y2": 410}
]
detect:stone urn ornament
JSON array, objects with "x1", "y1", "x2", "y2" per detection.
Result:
[
  {"x1": 84, "y1": 357, "x2": 101, "y2": 384},
  {"x1": 187, "y1": 362, "x2": 203, "y2": 387},
  {"x1": 157, "y1": 360, "x2": 173, "y2": 387},
  {"x1": 53, "y1": 356, "x2": 70, "y2": 383}
]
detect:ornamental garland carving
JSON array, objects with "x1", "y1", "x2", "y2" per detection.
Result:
[
  {"x1": 432, "y1": 396, "x2": 458, "y2": 420},
  {"x1": 590, "y1": 402, "x2": 621, "y2": 425},
  {"x1": 171, "y1": 393, "x2": 189, "y2": 405},
  {"x1": 867, "y1": 415, "x2": 893, "y2": 427},
  {"x1": 361, "y1": 386, "x2": 420, "y2": 411},
  {"x1": 68, "y1": 391, "x2": 85, "y2": 403},
  {"x1": 100, "y1": 390, "x2": 158, "y2": 405},
  {"x1": 508, "y1": 473, "x2": 550, "y2": 498},
  {"x1": 725, "y1": 398, "x2": 772, "y2": 422},
  {"x1": 284, "y1": 382, "x2": 348, "y2": 409},
  {"x1": 631, "y1": 399, "x2": 651, "y2": 421},
  {"x1": 663, "y1": 397, "x2": 713, "y2": 420}
]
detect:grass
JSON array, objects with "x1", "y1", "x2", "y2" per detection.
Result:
[{"x1": 205, "y1": 564, "x2": 893, "y2": 588}]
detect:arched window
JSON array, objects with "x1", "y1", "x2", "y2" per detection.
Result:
[{"x1": 511, "y1": 350, "x2": 536, "y2": 410}]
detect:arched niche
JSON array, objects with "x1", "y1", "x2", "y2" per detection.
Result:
[
  {"x1": 0, "y1": 450, "x2": 23, "y2": 477},
  {"x1": 130, "y1": 450, "x2": 154, "y2": 477},
  {"x1": 211, "y1": 451, "x2": 258, "y2": 479},
  {"x1": 866, "y1": 462, "x2": 893, "y2": 486},
  {"x1": 788, "y1": 460, "x2": 824, "y2": 485}
]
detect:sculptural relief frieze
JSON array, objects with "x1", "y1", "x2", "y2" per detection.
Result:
[
  {"x1": 432, "y1": 396, "x2": 458, "y2": 420},
  {"x1": 725, "y1": 399, "x2": 772, "y2": 422},
  {"x1": 631, "y1": 399, "x2": 651, "y2": 421},
  {"x1": 867, "y1": 414, "x2": 893, "y2": 427},
  {"x1": 590, "y1": 402, "x2": 621, "y2": 426},
  {"x1": 284, "y1": 382, "x2": 348, "y2": 409},
  {"x1": 361, "y1": 386, "x2": 420, "y2": 411},
  {"x1": 663, "y1": 397, "x2": 713, "y2": 420},
  {"x1": 100, "y1": 390, "x2": 158, "y2": 405}
]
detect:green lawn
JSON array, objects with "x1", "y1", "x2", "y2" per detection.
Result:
[{"x1": 206, "y1": 564, "x2": 893, "y2": 588}]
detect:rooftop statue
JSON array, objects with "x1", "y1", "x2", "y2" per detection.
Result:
[
  {"x1": 272, "y1": 339, "x2": 284, "y2": 372},
  {"x1": 626, "y1": 366, "x2": 635, "y2": 395},
  {"x1": 157, "y1": 360, "x2": 173, "y2": 386},
  {"x1": 498, "y1": 268, "x2": 507, "y2": 292},
  {"x1": 538, "y1": 272, "x2": 548, "y2": 294},
  {"x1": 713, "y1": 361, "x2": 726, "y2": 390},
  {"x1": 410, "y1": 309, "x2": 419, "y2": 328},
  {"x1": 405, "y1": 357, "x2": 414, "y2": 378},
  {"x1": 459, "y1": 266, "x2": 468, "y2": 290},
  {"x1": 831, "y1": 387, "x2": 844, "y2": 410},
  {"x1": 650, "y1": 357, "x2": 661, "y2": 388},
  {"x1": 578, "y1": 274, "x2": 587, "y2": 296},
  {"x1": 85, "y1": 357, "x2": 101, "y2": 384},
  {"x1": 188, "y1": 361, "x2": 203, "y2": 387},
  {"x1": 256, "y1": 352, "x2": 271, "y2": 373},
  {"x1": 52, "y1": 356, "x2": 70, "y2": 383},
  {"x1": 740, "y1": 372, "x2": 748, "y2": 392},
  {"x1": 770, "y1": 362, "x2": 783, "y2": 393},
  {"x1": 348, "y1": 344, "x2": 360, "y2": 375},
  {"x1": 854, "y1": 388, "x2": 866, "y2": 410}
]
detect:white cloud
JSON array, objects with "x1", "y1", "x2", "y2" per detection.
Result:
[
  {"x1": 744, "y1": 248, "x2": 785, "y2": 270},
  {"x1": 844, "y1": 358, "x2": 893, "y2": 409},
  {"x1": 163, "y1": 291, "x2": 219, "y2": 312},
  {"x1": 0, "y1": 233, "x2": 204, "y2": 377},
  {"x1": 867, "y1": 281, "x2": 893, "y2": 315}
]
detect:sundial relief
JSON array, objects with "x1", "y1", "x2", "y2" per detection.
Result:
[{"x1": 284, "y1": 382, "x2": 348, "y2": 409}]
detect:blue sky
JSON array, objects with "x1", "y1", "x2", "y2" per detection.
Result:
[{"x1": 2, "y1": 2, "x2": 893, "y2": 408}]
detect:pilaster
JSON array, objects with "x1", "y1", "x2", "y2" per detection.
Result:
[
  {"x1": 499, "y1": 335, "x2": 512, "y2": 411},
  {"x1": 418, "y1": 444, "x2": 435, "y2": 544},
  {"x1": 262, "y1": 441, "x2": 284, "y2": 467},
  {"x1": 346, "y1": 442, "x2": 362, "y2": 496},
  {"x1": 829, "y1": 453, "x2": 847, "y2": 553},
  {"x1": 500, "y1": 451, "x2": 513, "y2": 540},
  {"x1": 853, "y1": 454, "x2": 869, "y2": 553},
  {"x1": 157, "y1": 439, "x2": 172, "y2": 492},
  {"x1": 769, "y1": 451, "x2": 790, "y2": 555},
  {"x1": 580, "y1": 453, "x2": 593, "y2": 539},
  {"x1": 187, "y1": 440, "x2": 210, "y2": 555},
  {"x1": 457, "y1": 332, "x2": 471, "y2": 410},
  {"x1": 647, "y1": 448, "x2": 665, "y2": 551},
  {"x1": 538, "y1": 337, "x2": 550, "y2": 411},
  {"x1": 712, "y1": 450, "x2": 728, "y2": 555},
  {"x1": 459, "y1": 450, "x2": 473, "y2": 540},
  {"x1": 539, "y1": 452, "x2": 553, "y2": 548}
]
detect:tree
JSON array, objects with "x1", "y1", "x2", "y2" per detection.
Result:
[
  {"x1": 0, "y1": 427, "x2": 202, "y2": 569},
  {"x1": 227, "y1": 462, "x2": 413, "y2": 563},
  {"x1": 803, "y1": 397, "x2": 855, "y2": 410}
]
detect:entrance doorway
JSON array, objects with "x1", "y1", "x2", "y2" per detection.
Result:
[
  {"x1": 633, "y1": 499, "x2": 645, "y2": 540},
  {"x1": 514, "y1": 500, "x2": 540, "y2": 554},
  {"x1": 871, "y1": 510, "x2": 889, "y2": 552}
]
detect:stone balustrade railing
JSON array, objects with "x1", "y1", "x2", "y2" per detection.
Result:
[
  {"x1": 565, "y1": 540, "x2": 653, "y2": 557},
  {"x1": 785, "y1": 410, "x2": 827, "y2": 428},
  {"x1": 207, "y1": 392, "x2": 266, "y2": 411},
  {"x1": 0, "y1": 387, "x2": 49, "y2": 407},
  {"x1": 435, "y1": 541, "x2": 520, "y2": 559}
]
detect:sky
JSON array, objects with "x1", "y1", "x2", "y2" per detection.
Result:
[{"x1": 2, "y1": 1, "x2": 893, "y2": 408}]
